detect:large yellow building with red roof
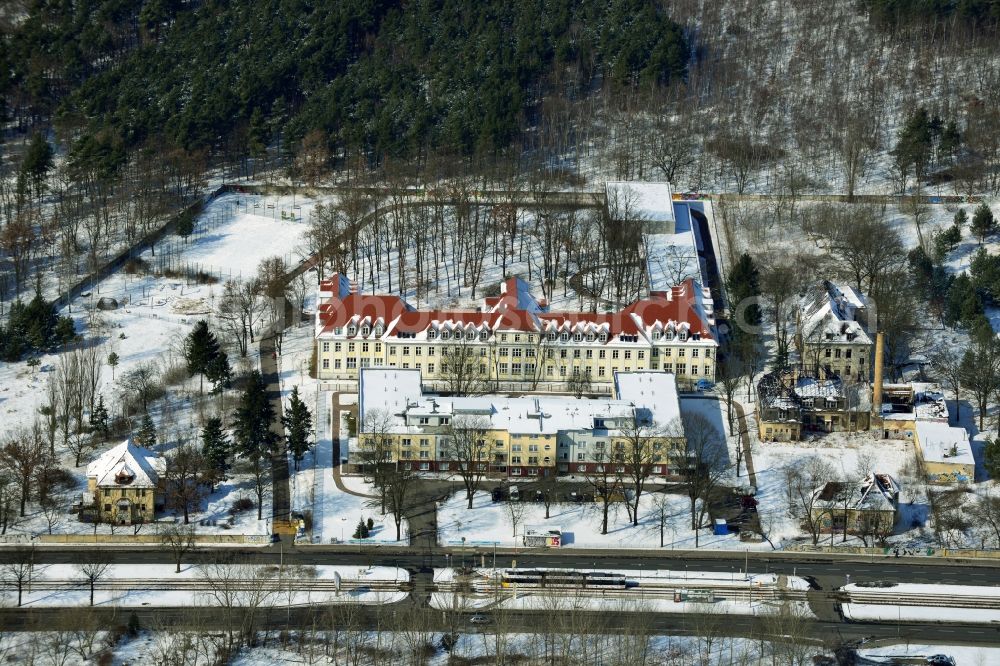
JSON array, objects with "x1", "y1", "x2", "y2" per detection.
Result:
[{"x1": 314, "y1": 274, "x2": 717, "y2": 392}]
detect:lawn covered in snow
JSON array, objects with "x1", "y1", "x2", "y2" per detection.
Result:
[
  {"x1": 0, "y1": 193, "x2": 327, "y2": 539},
  {"x1": 436, "y1": 489, "x2": 765, "y2": 551},
  {"x1": 0, "y1": 563, "x2": 407, "y2": 608}
]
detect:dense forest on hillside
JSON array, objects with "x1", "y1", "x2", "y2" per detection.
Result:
[
  {"x1": 0, "y1": 0, "x2": 687, "y2": 161},
  {"x1": 4, "y1": 0, "x2": 1000, "y2": 317}
]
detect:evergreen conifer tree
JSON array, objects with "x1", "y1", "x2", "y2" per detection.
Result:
[
  {"x1": 282, "y1": 386, "x2": 313, "y2": 470},
  {"x1": 972, "y1": 202, "x2": 997, "y2": 245},
  {"x1": 205, "y1": 350, "x2": 232, "y2": 393},
  {"x1": 135, "y1": 412, "x2": 157, "y2": 448},
  {"x1": 89, "y1": 394, "x2": 109, "y2": 440},
  {"x1": 985, "y1": 438, "x2": 1000, "y2": 481},
  {"x1": 954, "y1": 208, "x2": 968, "y2": 229},
  {"x1": 201, "y1": 417, "x2": 231, "y2": 487},
  {"x1": 185, "y1": 320, "x2": 222, "y2": 394},
  {"x1": 232, "y1": 370, "x2": 278, "y2": 519}
]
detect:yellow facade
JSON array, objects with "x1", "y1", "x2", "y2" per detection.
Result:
[
  {"x1": 318, "y1": 333, "x2": 715, "y2": 389},
  {"x1": 88, "y1": 478, "x2": 158, "y2": 524},
  {"x1": 362, "y1": 424, "x2": 683, "y2": 477},
  {"x1": 801, "y1": 340, "x2": 871, "y2": 381}
]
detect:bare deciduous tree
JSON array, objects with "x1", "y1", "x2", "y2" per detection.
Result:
[
  {"x1": 443, "y1": 415, "x2": 491, "y2": 509},
  {"x1": 788, "y1": 457, "x2": 836, "y2": 546},
  {"x1": 671, "y1": 412, "x2": 730, "y2": 547},
  {"x1": 159, "y1": 522, "x2": 197, "y2": 573},
  {"x1": 78, "y1": 559, "x2": 111, "y2": 606}
]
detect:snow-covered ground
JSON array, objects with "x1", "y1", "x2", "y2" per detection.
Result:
[
  {"x1": 841, "y1": 581, "x2": 1000, "y2": 624},
  {"x1": 436, "y1": 489, "x2": 765, "y2": 551},
  {"x1": 0, "y1": 193, "x2": 323, "y2": 539},
  {"x1": 843, "y1": 603, "x2": 1000, "y2": 624},
  {"x1": 280, "y1": 320, "x2": 408, "y2": 545},
  {"x1": 0, "y1": 563, "x2": 407, "y2": 608},
  {"x1": 860, "y1": 643, "x2": 1000, "y2": 665},
  {"x1": 431, "y1": 567, "x2": 812, "y2": 618},
  {"x1": 0, "y1": 628, "x2": 834, "y2": 666}
]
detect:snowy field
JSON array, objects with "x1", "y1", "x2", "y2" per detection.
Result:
[
  {"x1": 0, "y1": 193, "x2": 326, "y2": 539},
  {"x1": 0, "y1": 563, "x2": 408, "y2": 608},
  {"x1": 436, "y1": 489, "x2": 764, "y2": 551}
]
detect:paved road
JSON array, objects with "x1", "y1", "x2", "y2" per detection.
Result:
[
  {"x1": 1, "y1": 603, "x2": 998, "y2": 648},
  {"x1": 6, "y1": 545, "x2": 1000, "y2": 586},
  {"x1": 259, "y1": 335, "x2": 291, "y2": 524}
]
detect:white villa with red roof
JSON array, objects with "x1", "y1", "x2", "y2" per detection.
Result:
[{"x1": 314, "y1": 274, "x2": 717, "y2": 392}]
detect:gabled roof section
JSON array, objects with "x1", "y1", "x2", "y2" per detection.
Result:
[
  {"x1": 813, "y1": 473, "x2": 899, "y2": 512},
  {"x1": 316, "y1": 275, "x2": 714, "y2": 342},
  {"x1": 485, "y1": 277, "x2": 549, "y2": 313},
  {"x1": 800, "y1": 280, "x2": 872, "y2": 345},
  {"x1": 316, "y1": 293, "x2": 414, "y2": 335},
  {"x1": 86, "y1": 439, "x2": 165, "y2": 488}
]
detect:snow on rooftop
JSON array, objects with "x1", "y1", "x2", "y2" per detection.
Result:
[
  {"x1": 359, "y1": 370, "x2": 683, "y2": 434},
  {"x1": 799, "y1": 281, "x2": 872, "y2": 345},
  {"x1": 358, "y1": 368, "x2": 423, "y2": 422},
  {"x1": 915, "y1": 421, "x2": 974, "y2": 466},
  {"x1": 86, "y1": 439, "x2": 165, "y2": 488},
  {"x1": 605, "y1": 181, "x2": 675, "y2": 222}
]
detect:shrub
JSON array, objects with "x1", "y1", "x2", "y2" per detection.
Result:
[
  {"x1": 230, "y1": 497, "x2": 255, "y2": 515},
  {"x1": 123, "y1": 257, "x2": 150, "y2": 274},
  {"x1": 0, "y1": 292, "x2": 75, "y2": 361}
]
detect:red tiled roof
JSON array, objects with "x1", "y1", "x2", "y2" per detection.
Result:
[
  {"x1": 317, "y1": 294, "x2": 412, "y2": 333},
  {"x1": 317, "y1": 277, "x2": 712, "y2": 341}
]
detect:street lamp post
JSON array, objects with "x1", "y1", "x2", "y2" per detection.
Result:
[{"x1": 462, "y1": 537, "x2": 467, "y2": 568}]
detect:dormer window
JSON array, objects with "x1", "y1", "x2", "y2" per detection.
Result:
[
  {"x1": 573, "y1": 333, "x2": 583, "y2": 342},
  {"x1": 599, "y1": 333, "x2": 608, "y2": 343},
  {"x1": 334, "y1": 327, "x2": 344, "y2": 335},
  {"x1": 428, "y1": 330, "x2": 437, "y2": 340},
  {"x1": 347, "y1": 325, "x2": 357, "y2": 336},
  {"x1": 480, "y1": 330, "x2": 489, "y2": 341},
  {"x1": 586, "y1": 333, "x2": 595, "y2": 342},
  {"x1": 361, "y1": 325, "x2": 370, "y2": 336},
  {"x1": 560, "y1": 333, "x2": 569, "y2": 342},
  {"x1": 466, "y1": 331, "x2": 476, "y2": 341},
  {"x1": 374, "y1": 325, "x2": 383, "y2": 337},
  {"x1": 652, "y1": 331, "x2": 661, "y2": 341},
  {"x1": 664, "y1": 330, "x2": 674, "y2": 341},
  {"x1": 441, "y1": 331, "x2": 451, "y2": 340},
  {"x1": 678, "y1": 330, "x2": 688, "y2": 342},
  {"x1": 547, "y1": 332, "x2": 557, "y2": 341}
]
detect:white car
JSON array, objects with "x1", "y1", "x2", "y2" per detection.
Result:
[{"x1": 469, "y1": 615, "x2": 491, "y2": 625}]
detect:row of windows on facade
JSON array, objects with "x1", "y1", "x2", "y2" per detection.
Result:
[
  {"x1": 322, "y1": 356, "x2": 711, "y2": 376},
  {"x1": 397, "y1": 461, "x2": 676, "y2": 475},
  {"x1": 104, "y1": 503, "x2": 148, "y2": 511},
  {"x1": 333, "y1": 325, "x2": 696, "y2": 343},
  {"x1": 102, "y1": 488, "x2": 148, "y2": 497},
  {"x1": 823, "y1": 348, "x2": 866, "y2": 359},
  {"x1": 322, "y1": 341, "x2": 709, "y2": 360},
  {"x1": 397, "y1": 438, "x2": 666, "y2": 451}
]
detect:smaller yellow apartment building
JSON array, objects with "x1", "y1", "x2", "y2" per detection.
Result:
[
  {"x1": 353, "y1": 369, "x2": 686, "y2": 479},
  {"x1": 85, "y1": 439, "x2": 166, "y2": 525}
]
